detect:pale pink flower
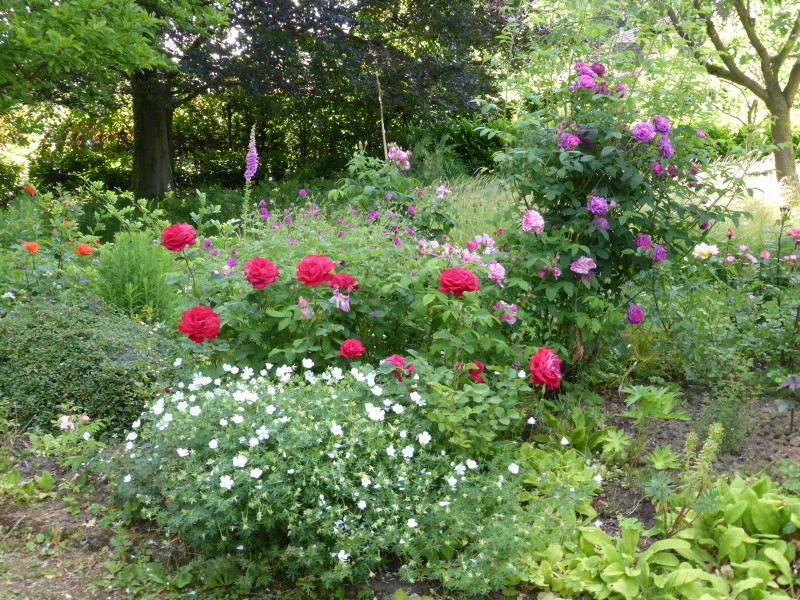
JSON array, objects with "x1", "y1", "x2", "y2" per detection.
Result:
[{"x1": 522, "y1": 210, "x2": 545, "y2": 234}]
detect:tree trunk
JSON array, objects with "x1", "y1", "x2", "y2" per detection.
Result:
[
  {"x1": 768, "y1": 98, "x2": 799, "y2": 190},
  {"x1": 131, "y1": 69, "x2": 175, "y2": 198}
]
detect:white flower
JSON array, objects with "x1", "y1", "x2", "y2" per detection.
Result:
[
  {"x1": 304, "y1": 371, "x2": 317, "y2": 384},
  {"x1": 287, "y1": 468, "x2": 295, "y2": 474},
  {"x1": 241, "y1": 367, "x2": 254, "y2": 380},
  {"x1": 177, "y1": 448, "x2": 190, "y2": 457},
  {"x1": 594, "y1": 519, "x2": 604, "y2": 528},
  {"x1": 220, "y1": 475, "x2": 234, "y2": 490},
  {"x1": 189, "y1": 406, "x2": 201, "y2": 417},
  {"x1": 330, "y1": 367, "x2": 344, "y2": 380},
  {"x1": 692, "y1": 243, "x2": 719, "y2": 259},
  {"x1": 336, "y1": 549, "x2": 350, "y2": 562},
  {"x1": 399, "y1": 430, "x2": 407, "y2": 438},
  {"x1": 409, "y1": 391, "x2": 426, "y2": 406},
  {"x1": 264, "y1": 362, "x2": 273, "y2": 370},
  {"x1": 560, "y1": 437, "x2": 570, "y2": 445},
  {"x1": 594, "y1": 474, "x2": 604, "y2": 483},
  {"x1": 407, "y1": 518, "x2": 418, "y2": 528},
  {"x1": 208, "y1": 439, "x2": 218, "y2": 449},
  {"x1": 249, "y1": 468, "x2": 263, "y2": 479},
  {"x1": 302, "y1": 358, "x2": 314, "y2": 369},
  {"x1": 330, "y1": 424, "x2": 343, "y2": 436},
  {"x1": 173, "y1": 358, "x2": 183, "y2": 367},
  {"x1": 123, "y1": 474, "x2": 132, "y2": 483},
  {"x1": 361, "y1": 476, "x2": 372, "y2": 487},
  {"x1": 371, "y1": 386, "x2": 382, "y2": 396},
  {"x1": 417, "y1": 431, "x2": 432, "y2": 445},
  {"x1": 357, "y1": 500, "x2": 367, "y2": 510},
  {"x1": 126, "y1": 432, "x2": 138, "y2": 441},
  {"x1": 222, "y1": 363, "x2": 232, "y2": 372},
  {"x1": 176, "y1": 401, "x2": 189, "y2": 412},
  {"x1": 386, "y1": 445, "x2": 396, "y2": 457},
  {"x1": 518, "y1": 369, "x2": 526, "y2": 378},
  {"x1": 232, "y1": 415, "x2": 244, "y2": 424},
  {"x1": 83, "y1": 432, "x2": 91, "y2": 441},
  {"x1": 249, "y1": 437, "x2": 259, "y2": 447},
  {"x1": 454, "y1": 464, "x2": 466, "y2": 476},
  {"x1": 220, "y1": 418, "x2": 228, "y2": 426},
  {"x1": 265, "y1": 405, "x2": 276, "y2": 415},
  {"x1": 230, "y1": 366, "x2": 240, "y2": 375},
  {"x1": 528, "y1": 417, "x2": 537, "y2": 425},
  {"x1": 365, "y1": 403, "x2": 385, "y2": 422},
  {"x1": 466, "y1": 459, "x2": 478, "y2": 470},
  {"x1": 131, "y1": 420, "x2": 141, "y2": 429},
  {"x1": 447, "y1": 477, "x2": 457, "y2": 487},
  {"x1": 233, "y1": 455, "x2": 248, "y2": 468},
  {"x1": 256, "y1": 426, "x2": 269, "y2": 440},
  {"x1": 402, "y1": 445, "x2": 414, "y2": 459},
  {"x1": 439, "y1": 501, "x2": 450, "y2": 507},
  {"x1": 508, "y1": 463, "x2": 520, "y2": 475},
  {"x1": 391, "y1": 404, "x2": 404, "y2": 414}
]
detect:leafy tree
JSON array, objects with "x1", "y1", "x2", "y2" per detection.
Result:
[
  {"x1": 666, "y1": 0, "x2": 800, "y2": 189},
  {"x1": 0, "y1": 0, "x2": 163, "y2": 112}
]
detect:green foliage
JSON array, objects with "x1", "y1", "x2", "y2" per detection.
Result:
[
  {"x1": 95, "y1": 230, "x2": 177, "y2": 322},
  {"x1": 0, "y1": 160, "x2": 24, "y2": 202},
  {"x1": 696, "y1": 365, "x2": 759, "y2": 452},
  {"x1": 115, "y1": 365, "x2": 599, "y2": 595},
  {"x1": 30, "y1": 149, "x2": 131, "y2": 191},
  {"x1": 0, "y1": 296, "x2": 177, "y2": 434}
]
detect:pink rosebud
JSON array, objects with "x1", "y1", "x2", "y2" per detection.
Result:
[
  {"x1": 760, "y1": 251, "x2": 770, "y2": 259},
  {"x1": 727, "y1": 228, "x2": 734, "y2": 238},
  {"x1": 466, "y1": 241, "x2": 478, "y2": 251}
]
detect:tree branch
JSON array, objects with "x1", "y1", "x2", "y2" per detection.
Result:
[
  {"x1": 733, "y1": 1, "x2": 770, "y2": 64},
  {"x1": 773, "y1": 12, "x2": 800, "y2": 75},
  {"x1": 784, "y1": 58, "x2": 800, "y2": 104},
  {"x1": 668, "y1": 6, "x2": 770, "y2": 104}
]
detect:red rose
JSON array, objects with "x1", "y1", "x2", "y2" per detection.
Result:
[
  {"x1": 24, "y1": 185, "x2": 36, "y2": 196},
  {"x1": 529, "y1": 347, "x2": 562, "y2": 390},
  {"x1": 326, "y1": 273, "x2": 360, "y2": 290},
  {"x1": 340, "y1": 338, "x2": 365, "y2": 359},
  {"x1": 296, "y1": 254, "x2": 336, "y2": 286},
  {"x1": 244, "y1": 257, "x2": 279, "y2": 289},
  {"x1": 178, "y1": 306, "x2": 220, "y2": 343},
  {"x1": 75, "y1": 243, "x2": 93, "y2": 256},
  {"x1": 468, "y1": 360, "x2": 485, "y2": 383},
  {"x1": 384, "y1": 354, "x2": 414, "y2": 382},
  {"x1": 438, "y1": 267, "x2": 480, "y2": 297},
  {"x1": 161, "y1": 223, "x2": 197, "y2": 252}
]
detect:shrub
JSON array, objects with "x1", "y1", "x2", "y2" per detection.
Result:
[
  {"x1": 115, "y1": 362, "x2": 601, "y2": 593},
  {"x1": 0, "y1": 296, "x2": 177, "y2": 435},
  {"x1": 95, "y1": 230, "x2": 177, "y2": 322}
]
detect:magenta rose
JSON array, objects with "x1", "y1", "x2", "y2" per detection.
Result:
[
  {"x1": 326, "y1": 273, "x2": 359, "y2": 290},
  {"x1": 161, "y1": 223, "x2": 197, "y2": 252},
  {"x1": 296, "y1": 254, "x2": 336, "y2": 286},
  {"x1": 244, "y1": 257, "x2": 279, "y2": 289},
  {"x1": 340, "y1": 339, "x2": 365, "y2": 359},
  {"x1": 529, "y1": 347, "x2": 562, "y2": 391},
  {"x1": 178, "y1": 306, "x2": 220, "y2": 343},
  {"x1": 438, "y1": 267, "x2": 480, "y2": 297}
]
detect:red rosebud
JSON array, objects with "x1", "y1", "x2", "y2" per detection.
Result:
[{"x1": 468, "y1": 360, "x2": 485, "y2": 383}]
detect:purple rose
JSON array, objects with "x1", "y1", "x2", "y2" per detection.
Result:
[
  {"x1": 658, "y1": 137, "x2": 675, "y2": 159},
  {"x1": 590, "y1": 62, "x2": 606, "y2": 76},
  {"x1": 616, "y1": 83, "x2": 626, "y2": 97},
  {"x1": 652, "y1": 161, "x2": 664, "y2": 175},
  {"x1": 577, "y1": 75, "x2": 595, "y2": 89},
  {"x1": 635, "y1": 234, "x2": 652, "y2": 251},
  {"x1": 652, "y1": 116, "x2": 671, "y2": 135},
  {"x1": 696, "y1": 129, "x2": 706, "y2": 138},
  {"x1": 559, "y1": 133, "x2": 581, "y2": 150},
  {"x1": 667, "y1": 164, "x2": 679, "y2": 178},
  {"x1": 627, "y1": 305, "x2": 645, "y2": 324},
  {"x1": 587, "y1": 195, "x2": 609, "y2": 216},
  {"x1": 592, "y1": 217, "x2": 610, "y2": 231},
  {"x1": 651, "y1": 245, "x2": 667, "y2": 263},
  {"x1": 699, "y1": 220, "x2": 711, "y2": 230},
  {"x1": 631, "y1": 122, "x2": 655, "y2": 143}
]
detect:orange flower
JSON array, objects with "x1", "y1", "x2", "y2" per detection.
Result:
[
  {"x1": 75, "y1": 243, "x2": 93, "y2": 256},
  {"x1": 23, "y1": 242, "x2": 39, "y2": 253},
  {"x1": 24, "y1": 185, "x2": 36, "y2": 195}
]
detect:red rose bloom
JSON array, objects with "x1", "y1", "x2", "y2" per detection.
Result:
[
  {"x1": 529, "y1": 347, "x2": 562, "y2": 390},
  {"x1": 24, "y1": 185, "x2": 36, "y2": 196},
  {"x1": 161, "y1": 223, "x2": 197, "y2": 252},
  {"x1": 384, "y1": 354, "x2": 414, "y2": 382},
  {"x1": 340, "y1": 339, "x2": 365, "y2": 359},
  {"x1": 75, "y1": 243, "x2": 93, "y2": 256},
  {"x1": 297, "y1": 254, "x2": 336, "y2": 286},
  {"x1": 244, "y1": 257, "x2": 279, "y2": 289},
  {"x1": 438, "y1": 267, "x2": 480, "y2": 297},
  {"x1": 468, "y1": 360, "x2": 485, "y2": 383},
  {"x1": 178, "y1": 306, "x2": 220, "y2": 343},
  {"x1": 326, "y1": 273, "x2": 360, "y2": 290}
]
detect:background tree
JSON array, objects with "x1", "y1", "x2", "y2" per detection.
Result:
[{"x1": 666, "y1": 0, "x2": 800, "y2": 189}]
